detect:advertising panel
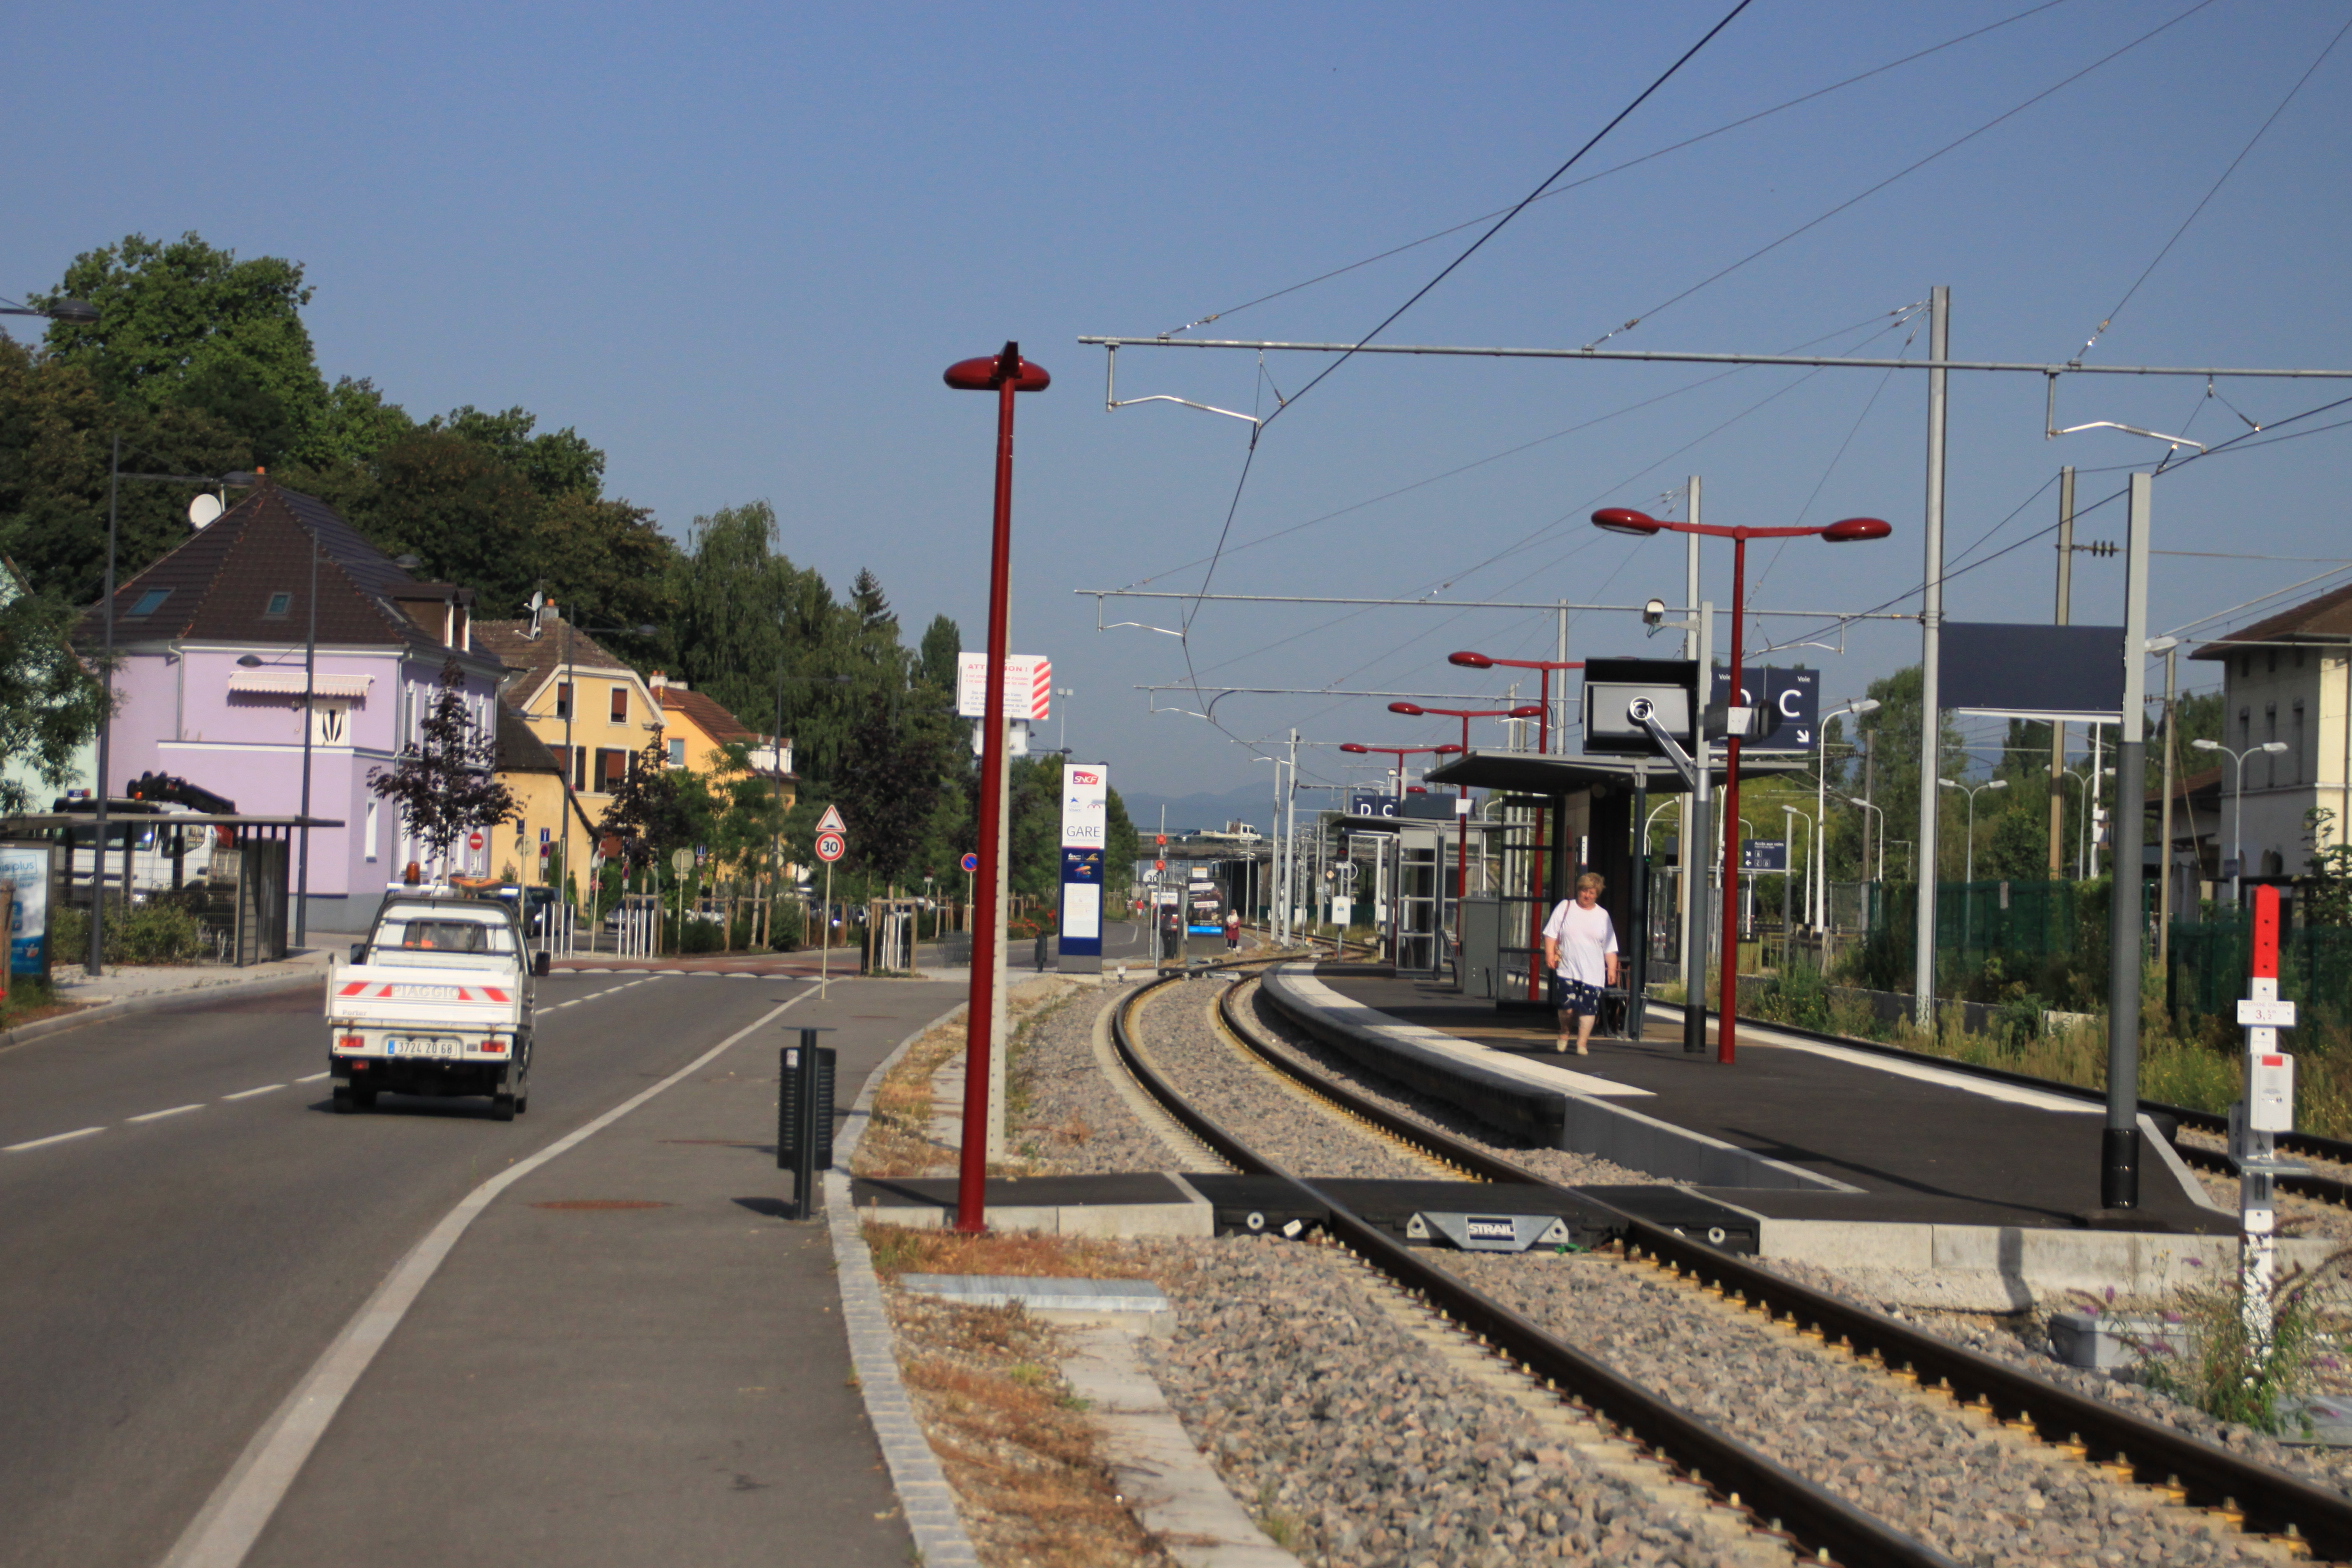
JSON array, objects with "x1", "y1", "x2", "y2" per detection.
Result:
[
  {"x1": 956, "y1": 653, "x2": 1052, "y2": 720},
  {"x1": 1060, "y1": 764, "x2": 1109, "y2": 848},
  {"x1": 0, "y1": 842, "x2": 52, "y2": 976}
]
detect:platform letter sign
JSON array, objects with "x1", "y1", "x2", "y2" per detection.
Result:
[
  {"x1": 1708, "y1": 666, "x2": 1820, "y2": 751},
  {"x1": 1058, "y1": 763, "x2": 1108, "y2": 966},
  {"x1": 1349, "y1": 794, "x2": 1400, "y2": 818}
]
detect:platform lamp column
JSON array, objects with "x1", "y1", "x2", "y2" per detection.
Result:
[
  {"x1": 2194, "y1": 736, "x2": 2289, "y2": 905},
  {"x1": 942, "y1": 343, "x2": 1049, "y2": 1236},
  {"x1": 1593, "y1": 506, "x2": 1891, "y2": 1064},
  {"x1": 1387, "y1": 702, "x2": 1544, "y2": 908},
  {"x1": 1815, "y1": 700, "x2": 1879, "y2": 932}
]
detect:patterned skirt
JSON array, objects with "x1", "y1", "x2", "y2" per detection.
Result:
[{"x1": 1550, "y1": 975, "x2": 1601, "y2": 1017}]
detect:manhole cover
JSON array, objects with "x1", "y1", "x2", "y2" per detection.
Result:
[{"x1": 530, "y1": 1200, "x2": 676, "y2": 1211}]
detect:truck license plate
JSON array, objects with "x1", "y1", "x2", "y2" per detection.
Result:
[{"x1": 387, "y1": 1036, "x2": 463, "y2": 1057}]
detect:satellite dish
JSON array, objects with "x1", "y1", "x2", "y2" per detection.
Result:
[{"x1": 188, "y1": 494, "x2": 223, "y2": 530}]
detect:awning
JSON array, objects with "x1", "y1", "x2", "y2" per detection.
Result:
[
  {"x1": 228, "y1": 671, "x2": 374, "y2": 698},
  {"x1": 1425, "y1": 748, "x2": 1804, "y2": 797}
]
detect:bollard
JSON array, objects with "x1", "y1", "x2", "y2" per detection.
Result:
[{"x1": 778, "y1": 1027, "x2": 837, "y2": 1220}]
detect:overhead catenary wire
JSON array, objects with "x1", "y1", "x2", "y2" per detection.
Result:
[
  {"x1": 1156, "y1": 1, "x2": 2072, "y2": 339},
  {"x1": 2075, "y1": 11, "x2": 2352, "y2": 363}
]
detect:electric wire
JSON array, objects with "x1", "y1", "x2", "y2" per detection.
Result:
[
  {"x1": 2075, "y1": 11, "x2": 2352, "y2": 362},
  {"x1": 1581, "y1": 0, "x2": 2221, "y2": 353},
  {"x1": 1157, "y1": 1, "x2": 2072, "y2": 338}
]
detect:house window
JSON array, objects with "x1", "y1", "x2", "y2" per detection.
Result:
[
  {"x1": 263, "y1": 591, "x2": 292, "y2": 618},
  {"x1": 365, "y1": 799, "x2": 379, "y2": 862},
  {"x1": 129, "y1": 587, "x2": 172, "y2": 618},
  {"x1": 311, "y1": 700, "x2": 352, "y2": 748},
  {"x1": 596, "y1": 748, "x2": 629, "y2": 790},
  {"x1": 554, "y1": 681, "x2": 571, "y2": 720},
  {"x1": 667, "y1": 738, "x2": 686, "y2": 768},
  {"x1": 609, "y1": 686, "x2": 628, "y2": 724}
]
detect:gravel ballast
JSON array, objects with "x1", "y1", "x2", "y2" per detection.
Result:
[
  {"x1": 1143, "y1": 1236, "x2": 1763, "y2": 1567},
  {"x1": 1446, "y1": 1250, "x2": 2290, "y2": 1566}
]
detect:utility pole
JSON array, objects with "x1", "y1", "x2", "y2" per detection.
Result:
[
  {"x1": 2101, "y1": 472, "x2": 2154, "y2": 1212},
  {"x1": 1913, "y1": 285, "x2": 1950, "y2": 1030},
  {"x1": 2157, "y1": 642, "x2": 2180, "y2": 967},
  {"x1": 2049, "y1": 466, "x2": 2075, "y2": 878}
]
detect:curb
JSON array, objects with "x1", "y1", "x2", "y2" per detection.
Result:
[
  {"x1": 0, "y1": 967, "x2": 326, "y2": 1056},
  {"x1": 825, "y1": 1000, "x2": 983, "y2": 1568}
]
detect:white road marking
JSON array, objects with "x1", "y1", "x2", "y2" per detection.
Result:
[
  {"x1": 5, "y1": 1126, "x2": 104, "y2": 1152},
  {"x1": 220, "y1": 1084, "x2": 284, "y2": 1102},
  {"x1": 160, "y1": 984, "x2": 815, "y2": 1568},
  {"x1": 294, "y1": 1072, "x2": 331, "y2": 1083},
  {"x1": 129, "y1": 1104, "x2": 206, "y2": 1123}
]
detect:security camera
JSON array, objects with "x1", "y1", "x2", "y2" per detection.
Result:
[
  {"x1": 1627, "y1": 697, "x2": 1657, "y2": 724},
  {"x1": 1642, "y1": 598, "x2": 1667, "y2": 627}
]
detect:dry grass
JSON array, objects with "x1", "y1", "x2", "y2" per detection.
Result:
[
  {"x1": 862, "y1": 1223, "x2": 1166, "y2": 1282},
  {"x1": 853, "y1": 978, "x2": 1077, "y2": 1179},
  {"x1": 888, "y1": 1293, "x2": 1172, "y2": 1568}
]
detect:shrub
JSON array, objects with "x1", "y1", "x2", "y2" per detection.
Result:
[
  {"x1": 2133, "y1": 1261, "x2": 2339, "y2": 1434},
  {"x1": 48, "y1": 902, "x2": 204, "y2": 965}
]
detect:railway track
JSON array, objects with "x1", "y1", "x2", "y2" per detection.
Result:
[{"x1": 1106, "y1": 962, "x2": 2352, "y2": 1566}]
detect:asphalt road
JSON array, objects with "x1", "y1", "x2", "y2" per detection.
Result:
[{"x1": 0, "y1": 970, "x2": 938, "y2": 1568}]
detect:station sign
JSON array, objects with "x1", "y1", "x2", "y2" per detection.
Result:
[
  {"x1": 1348, "y1": 794, "x2": 1400, "y2": 818},
  {"x1": 1709, "y1": 666, "x2": 1820, "y2": 752},
  {"x1": 1059, "y1": 764, "x2": 1108, "y2": 849},
  {"x1": 1740, "y1": 839, "x2": 1789, "y2": 873},
  {"x1": 1582, "y1": 657, "x2": 1697, "y2": 757}
]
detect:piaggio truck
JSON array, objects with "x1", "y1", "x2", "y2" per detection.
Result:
[{"x1": 325, "y1": 892, "x2": 550, "y2": 1120}]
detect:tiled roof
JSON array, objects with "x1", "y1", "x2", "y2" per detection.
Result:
[
  {"x1": 76, "y1": 480, "x2": 472, "y2": 657},
  {"x1": 2192, "y1": 579, "x2": 2352, "y2": 660},
  {"x1": 496, "y1": 703, "x2": 562, "y2": 774},
  {"x1": 474, "y1": 614, "x2": 634, "y2": 699},
  {"x1": 657, "y1": 684, "x2": 761, "y2": 745}
]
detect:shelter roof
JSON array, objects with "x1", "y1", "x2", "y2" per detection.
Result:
[{"x1": 1425, "y1": 749, "x2": 1804, "y2": 797}]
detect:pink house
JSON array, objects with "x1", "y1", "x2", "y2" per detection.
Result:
[{"x1": 81, "y1": 479, "x2": 509, "y2": 934}]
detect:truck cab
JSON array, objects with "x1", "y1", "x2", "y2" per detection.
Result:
[{"x1": 325, "y1": 892, "x2": 548, "y2": 1120}]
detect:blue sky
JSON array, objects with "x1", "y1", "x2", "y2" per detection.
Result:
[{"x1": 8, "y1": 1, "x2": 2349, "y2": 802}]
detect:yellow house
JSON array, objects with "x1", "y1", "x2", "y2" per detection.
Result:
[
  {"x1": 649, "y1": 673, "x2": 799, "y2": 880},
  {"x1": 490, "y1": 704, "x2": 585, "y2": 887},
  {"x1": 475, "y1": 610, "x2": 662, "y2": 899}
]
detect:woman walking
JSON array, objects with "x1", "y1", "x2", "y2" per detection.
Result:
[{"x1": 1542, "y1": 872, "x2": 1619, "y2": 1055}]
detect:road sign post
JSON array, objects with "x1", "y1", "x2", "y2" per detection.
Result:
[{"x1": 814, "y1": 813, "x2": 846, "y2": 986}]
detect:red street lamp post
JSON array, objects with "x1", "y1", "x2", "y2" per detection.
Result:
[
  {"x1": 1388, "y1": 702, "x2": 1544, "y2": 905},
  {"x1": 1445, "y1": 652, "x2": 1584, "y2": 1005},
  {"x1": 943, "y1": 341, "x2": 1050, "y2": 1233},
  {"x1": 1592, "y1": 506, "x2": 1890, "y2": 1063}
]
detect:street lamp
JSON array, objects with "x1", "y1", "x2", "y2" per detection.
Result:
[
  {"x1": 1388, "y1": 700, "x2": 1543, "y2": 906},
  {"x1": 85, "y1": 460, "x2": 261, "y2": 974},
  {"x1": 2055, "y1": 761, "x2": 2116, "y2": 881},
  {"x1": 1336, "y1": 742, "x2": 1463, "y2": 797},
  {"x1": 942, "y1": 341, "x2": 1049, "y2": 1236},
  {"x1": 1938, "y1": 777, "x2": 2009, "y2": 884},
  {"x1": 0, "y1": 298, "x2": 98, "y2": 324},
  {"x1": 1591, "y1": 505, "x2": 1891, "y2": 1065},
  {"x1": 2192, "y1": 738, "x2": 2289, "y2": 903},
  {"x1": 1448, "y1": 650, "x2": 1585, "y2": 1008},
  {"x1": 1837, "y1": 793, "x2": 1886, "y2": 884},
  {"x1": 1813, "y1": 699, "x2": 1879, "y2": 931}
]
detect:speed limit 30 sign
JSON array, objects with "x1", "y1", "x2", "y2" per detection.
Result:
[{"x1": 815, "y1": 831, "x2": 846, "y2": 864}]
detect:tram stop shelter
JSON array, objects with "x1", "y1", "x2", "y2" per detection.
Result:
[
  {"x1": 1425, "y1": 750, "x2": 1804, "y2": 1038},
  {"x1": 1322, "y1": 802, "x2": 1511, "y2": 978},
  {"x1": 2, "y1": 809, "x2": 345, "y2": 967}
]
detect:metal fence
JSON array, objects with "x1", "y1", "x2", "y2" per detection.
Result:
[{"x1": 2169, "y1": 915, "x2": 2352, "y2": 1029}]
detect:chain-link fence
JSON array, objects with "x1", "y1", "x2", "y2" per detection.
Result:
[{"x1": 2169, "y1": 915, "x2": 2352, "y2": 1032}]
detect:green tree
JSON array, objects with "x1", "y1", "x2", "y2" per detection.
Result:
[
  {"x1": 1851, "y1": 664, "x2": 1964, "y2": 882},
  {"x1": 593, "y1": 737, "x2": 701, "y2": 872},
  {"x1": 917, "y1": 614, "x2": 961, "y2": 690},
  {"x1": 0, "y1": 573, "x2": 107, "y2": 816},
  {"x1": 34, "y1": 232, "x2": 330, "y2": 467},
  {"x1": 367, "y1": 662, "x2": 517, "y2": 875}
]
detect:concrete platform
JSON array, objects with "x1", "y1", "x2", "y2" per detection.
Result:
[
  {"x1": 848, "y1": 1171, "x2": 1216, "y2": 1237},
  {"x1": 1262, "y1": 964, "x2": 2331, "y2": 1307}
]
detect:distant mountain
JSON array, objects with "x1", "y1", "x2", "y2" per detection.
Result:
[{"x1": 1118, "y1": 783, "x2": 1282, "y2": 837}]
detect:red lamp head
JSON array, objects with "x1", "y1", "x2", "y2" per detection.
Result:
[
  {"x1": 1448, "y1": 651, "x2": 1494, "y2": 670},
  {"x1": 1434, "y1": 743, "x2": 1465, "y2": 755},
  {"x1": 1592, "y1": 507, "x2": 1665, "y2": 537},
  {"x1": 1339, "y1": 743, "x2": 1369, "y2": 754},
  {"x1": 1821, "y1": 516, "x2": 1892, "y2": 543},
  {"x1": 944, "y1": 341, "x2": 1052, "y2": 393},
  {"x1": 1407, "y1": 786, "x2": 1428, "y2": 794},
  {"x1": 1508, "y1": 704, "x2": 1545, "y2": 719},
  {"x1": 1388, "y1": 702, "x2": 1424, "y2": 716}
]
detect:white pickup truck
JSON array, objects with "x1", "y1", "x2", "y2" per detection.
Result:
[{"x1": 325, "y1": 892, "x2": 550, "y2": 1120}]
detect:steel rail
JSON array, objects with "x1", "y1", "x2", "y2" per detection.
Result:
[
  {"x1": 1223, "y1": 972, "x2": 2352, "y2": 1559},
  {"x1": 1112, "y1": 973, "x2": 1964, "y2": 1568}
]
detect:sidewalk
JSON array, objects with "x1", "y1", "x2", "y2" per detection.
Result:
[
  {"x1": 239, "y1": 977, "x2": 971, "y2": 1568},
  {"x1": 49, "y1": 948, "x2": 333, "y2": 1007}
]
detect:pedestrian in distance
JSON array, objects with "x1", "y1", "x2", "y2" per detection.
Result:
[
  {"x1": 1542, "y1": 872, "x2": 1619, "y2": 1056},
  {"x1": 1224, "y1": 909, "x2": 1241, "y2": 952}
]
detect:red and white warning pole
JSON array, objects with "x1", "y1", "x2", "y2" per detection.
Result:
[{"x1": 2235, "y1": 884, "x2": 2298, "y2": 1355}]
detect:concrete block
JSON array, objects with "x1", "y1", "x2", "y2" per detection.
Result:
[
  {"x1": 1759, "y1": 1218, "x2": 1935, "y2": 1272},
  {"x1": 2048, "y1": 1311, "x2": 2189, "y2": 1370}
]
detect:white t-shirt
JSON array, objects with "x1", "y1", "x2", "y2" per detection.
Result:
[{"x1": 1542, "y1": 899, "x2": 1618, "y2": 986}]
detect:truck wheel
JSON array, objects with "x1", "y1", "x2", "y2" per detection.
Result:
[
  {"x1": 491, "y1": 1092, "x2": 517, "y2": 1123},
  {"x1": 333, "y1": 1086, "x2": 374, "y2": 1114}
]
